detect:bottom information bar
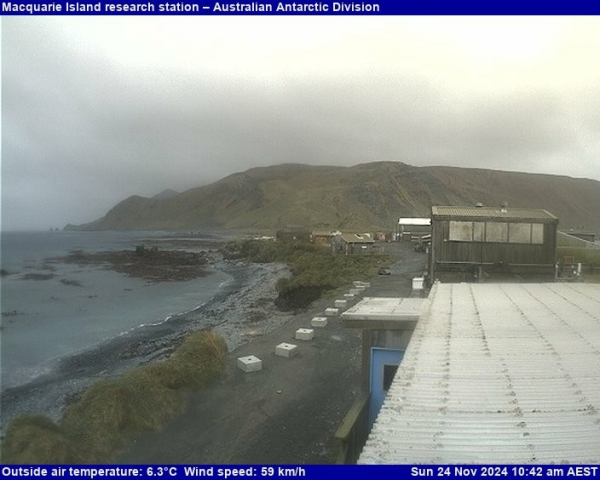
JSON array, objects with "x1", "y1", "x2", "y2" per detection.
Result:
[{"x1": 2, "y1": 465, "x2": 599, "y2": 480}]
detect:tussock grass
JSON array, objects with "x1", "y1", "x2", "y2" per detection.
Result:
[
  {"x1": 140, "y1": 331, "x2": 227, "y2": 390},
  {"x1": 2, "y1": 331, "x2": 227, "y2": 464},
  {"x1": 1, "y1": 415, "x2": 83, "y2": 464},
  {"x1": 221, "y1": 240, "x2": 388, "y2": 309},
  {"x1": 60, "y1": 373, "x2": 183, "y2": 462}
]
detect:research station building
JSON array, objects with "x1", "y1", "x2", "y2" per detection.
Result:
[{"x1": 429, "y1": 205, "x2": 559, "y2": 283}]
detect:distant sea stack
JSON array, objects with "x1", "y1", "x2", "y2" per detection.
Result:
[{"x1": 65, "y1": 162, "x2": 600, "y2": 233}]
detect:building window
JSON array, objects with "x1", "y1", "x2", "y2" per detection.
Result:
[
  {"x1": 473, "y1": 222, "x2": 485, "y2": 241},
  {"x1": 485, "y1": 222, "x2": 508, "y2": 242},
  {"x1": 383, "y1": 364, "x2": 399, "y2": 392},
  {"x1": 449, "y1": 221, "x2": 473, "y2": 241},
  {"x1": 448, "y1": 220, "x2": 545, "y2": 244},
  {"x1": 532, "y1": 223, "x2": 544, "y2": 244},
  {"x1": 449, "y1": 221, "x2": 485, "y2": 242},
  {"x1": 508, "y1": 223, "x2": 532, "y2": 243}
]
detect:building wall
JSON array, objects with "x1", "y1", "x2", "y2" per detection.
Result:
[
  {"x1": 372, "y1": 329, "x2": 414, "y2": 350},
  {"x1": 559, "y1": 231, "x2": 598, "y2": 247},
  {"x1": 312, "y1": 235, "x2": 330, "y2": 246},
  {"x1": 361, "y1": 329, "x2": 415, "y2": 391},
  {"x1": 399, "y1": 225, "x2": 431, "y2": 240},
  {"x1": 345, "y1": 242, "x2": 373, "y2": 255},
  {"x1": 430, "y1": 219, "x2": 557, "y2": 281}
]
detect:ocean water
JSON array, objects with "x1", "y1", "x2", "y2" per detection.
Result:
[{"x1": 0, "y1": 230, "x2": 232, "y2": 391}]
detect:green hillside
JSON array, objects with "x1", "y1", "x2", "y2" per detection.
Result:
[{"x1": 66, "y1": 162, "x2": 600, "y2": 233}]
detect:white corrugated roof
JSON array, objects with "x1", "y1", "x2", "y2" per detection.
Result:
[
  {"x1": 359, "y1": 282, "x2": 600, "y2": 464},
  {"x1": 399, "y1": 218, "x2": 431, "y2": 226}
]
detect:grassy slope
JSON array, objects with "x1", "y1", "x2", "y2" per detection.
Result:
[
  {"x1": 220, "y1": 239, "x2": 389, "y2": 309},
  {"x1": 72, "y1": 162, "x2": 600, "y2": 233}
]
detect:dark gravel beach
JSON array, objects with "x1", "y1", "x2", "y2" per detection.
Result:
[{"x1": 117, "y1": 241, "x2": 426, "y2": 464}]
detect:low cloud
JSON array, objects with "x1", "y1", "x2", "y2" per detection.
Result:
[{"x1": 3, "y1": 17, "x2": 600, "y2": 230}]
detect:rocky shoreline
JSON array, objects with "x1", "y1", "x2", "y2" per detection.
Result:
[
  {"x1": 0, "y1": 253, "x2": 291, "y2": 435},
  {"x1": 117, "y1": 259, "x2": 291, "y2": 360},
  {"x1": 53, "y1": 246, "x2": 212, "y2": 283}
]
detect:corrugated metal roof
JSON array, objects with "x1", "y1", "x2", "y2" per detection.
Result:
[
  {"x1": 558, "y1": 231, "x2": 600, "y2": 249},
  {"x1": 431, "y1": 206, "x2": 558, "y2": 221},
  {"x1": 359, "y1": 282, "x2": 600, "y2": 464},
  {"x1": 339, "y1": 233, "x2": 375, "y2": 243}
]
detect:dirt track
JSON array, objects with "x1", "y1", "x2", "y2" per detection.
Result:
[{"x1": 117, "y1": 242, "x2": 426, "y2": 464}]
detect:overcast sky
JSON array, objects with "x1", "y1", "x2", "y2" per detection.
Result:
[{"x1": 3, "y1": 16, "x2": 600, "y2": 230}]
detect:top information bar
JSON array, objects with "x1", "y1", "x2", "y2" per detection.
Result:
[{"x1": 2, "y1": 0, "x2": 599, "y2": 14}]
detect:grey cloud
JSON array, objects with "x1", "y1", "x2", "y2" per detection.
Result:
[{"x1": 3, "y1": 19, "x2": 600, "y2": 230}]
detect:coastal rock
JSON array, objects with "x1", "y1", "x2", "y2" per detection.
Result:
[{"x1": 55, "y1": 248, "x2": 210, "y2": 283}]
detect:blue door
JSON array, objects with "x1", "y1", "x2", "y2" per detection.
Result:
[{"x1": 369, "y1": 348, "x2": 404, "y2": 428}]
